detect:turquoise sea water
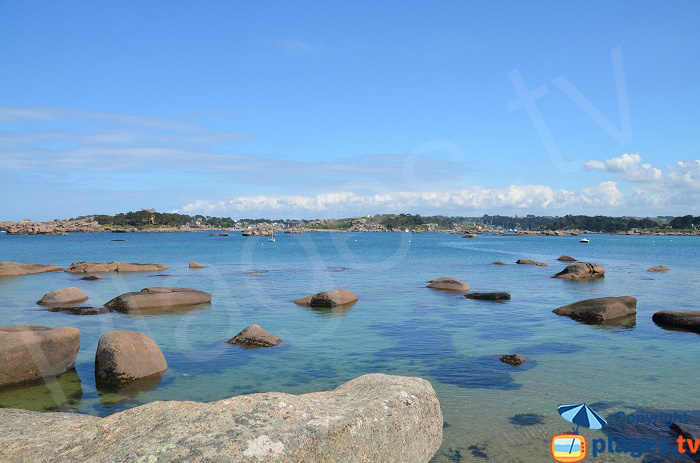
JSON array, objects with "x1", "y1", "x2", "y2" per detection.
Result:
[{"x1": 1, "y1": 232, "x2": 699, "y2": 462}]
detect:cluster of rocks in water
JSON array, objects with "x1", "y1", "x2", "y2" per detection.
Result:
[
  {"x1": 0, "y1": 255, "x2": 689, "y2": 461},
  {"x1": 0, "y1": 263, "x2": 440, "y2": 461}
]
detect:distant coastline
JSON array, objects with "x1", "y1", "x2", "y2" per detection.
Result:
[{"x1": 1, "y1": 210, "x2": 699, "y2": 236}]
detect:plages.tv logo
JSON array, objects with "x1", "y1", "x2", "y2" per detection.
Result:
[{"x1": 551, "y1": 403, "x2": 607, "y2": 462}]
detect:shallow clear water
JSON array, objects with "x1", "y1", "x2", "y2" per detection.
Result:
[{"x1": 1, "y1": 232, "x2": 699, "y2": 462}]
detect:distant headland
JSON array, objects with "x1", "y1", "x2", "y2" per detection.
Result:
[{"x1": 1, "y1": 210, "x2": 699, "y2": 236}]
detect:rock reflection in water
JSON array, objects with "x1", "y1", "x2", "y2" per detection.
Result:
[
  {"x1": 0, "y1": 369, "x2": 83, "y2": 412},
  {"x1": 97, "y1": 373, "x2": 165, "y2": 406}
]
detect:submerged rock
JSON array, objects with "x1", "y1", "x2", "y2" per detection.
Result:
[
  {"x1": 37, "y1": 287, "x2": 88, "y2": 305},
  {"x1": 466, "y1": 292, "x2": 511, "y2": 301},
  {"x1": 509, "y1": 413, "x2": 545, "y2": 426},
  {"x1": 65, "y1": 262, "x2": 168, "y2": 273},
  {"x1": 652, "y1": 311, "x2": 700, "y2": 333},
  {"x1": 552, "y1": 262, "x2": 605, "y2": 280},
  {"x1": 535, "y1": 262, "x2": 548, "y2": 266},
  {"x1": 95, "y1": 330, "x2": 167, "y2": 384},
  {"x1": 671, "y1": 420, "x2": 700, "y2": 450},
  {"x1": 647, "y1": 265, "x2": 671, "y2": 272},
  {"x1": 426, "y1": 277, "x2": 470, "y2": 292},
  {"x1": 0, "y1": 374, "x2": 443, "y2": 463},
  {"x1": 46, "y1": 306, "x2": 111, "y2": 316},
  {"x1": 553, "y1": 296, "x2": 637, "y2": 323},
  {"x1": 80, "y1": 275, "x2": 102, "y2": 280},
  {"x1": 492, "y1": 261, "x2": 507, "y2": 265},
  {"x1": 0, "y1": 326, "x2": 80, "y2": 387},
  {"x1": 104, "y1": 287, "x2": 212, "y2": 312},
  {"x1": 189, "y1": 261, "x2": 205, "y2": 268},
  {"x1": 500, "y1": 354, "x2": 526, "y2": 366},
  {"x1": 0, "y1": 262, "x2": 63, "y2": 276},
  {"x1": 227, "y1": 324, "x2": 281, "y2": 347},
  {"x1": 294, "y1": 289, "x2": 359, "y2": 307},
  {"x1": 557, "y1": 256, "x2": 577, "y2": 262}
]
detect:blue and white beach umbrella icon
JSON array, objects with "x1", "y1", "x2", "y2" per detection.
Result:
[
  {"x1": 558, "y1": 403, "x2": 608, "y2": 432},
  {"x1": 558, "y1": 403, "x2": 608, "y2": 454}
]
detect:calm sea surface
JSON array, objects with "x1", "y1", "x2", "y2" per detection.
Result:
[{"x1": 1, "y1": 232, "x2": 699, "y2": 462}]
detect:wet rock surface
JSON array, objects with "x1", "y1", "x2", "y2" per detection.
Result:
[
  {"x1": 500, "y1": 353, "x2": 526, "y2": 366},
  {"x1": 466, "y1": 292, "x2": 511, "y2": 301},
  {"x1": 653, "y1": 311, "x2": 700, "y2": 333},
  {"x1": 554, "y1": 296, "x2": 637, "y2": 323},
  {"x1": 45, "y1": 306, "x2": 111, "y2": 316}
]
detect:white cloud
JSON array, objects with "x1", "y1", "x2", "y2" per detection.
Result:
[
  {"x1": 176, "y1": 183, "x2": 621, "y2": 217},
  {"x1": 581, "y1": 181, "x2": 625, "y2": 206},
  {"x1": 178, "y1": 153, "x2": 700, "y2": 217},
  {"x1": 583, "y1": 153, "x2": 700, "y2": 212},
  {"x1": 584, "y1": 153, "x2": 662, "y2": 182}
]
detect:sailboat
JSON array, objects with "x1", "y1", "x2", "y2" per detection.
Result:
[{"x1": 267, "y1": 231, "x2": 276, "y2": 242}]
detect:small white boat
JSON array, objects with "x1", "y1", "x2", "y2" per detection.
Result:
[{"x1": 579, "y1": 238, "x2": 590, "y2": 243}]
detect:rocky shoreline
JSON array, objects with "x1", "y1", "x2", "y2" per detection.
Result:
[{"x1": 3, "y1": 219, "x2": 699, "y2": 237}]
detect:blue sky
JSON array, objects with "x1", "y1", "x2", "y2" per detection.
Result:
[{"x1": 1, "y1": 0, "x2": 699, "y2": 220}]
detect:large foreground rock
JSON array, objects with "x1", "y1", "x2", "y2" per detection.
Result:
[
  {"x1": 105, "y1": 287, "x2": 212, "y2": 312},
  {"x1": 95, "y1": 330, "x2": 167, "y2": 384},
  {"x1": 0, "y1": 374, "x2": 442, "y2": 463},
  {"x1": 0, "y1": 326, "x2": 80, "y2": 387},
  {"x1": 36, "y1": 287, "x2": 88, "y2": 305},
  {"x1": 294, "y1": 289, "x2": 359, "y2": 307},
  {"x1": 652, "y1": 311, "x2": 700, "y2": 333},
  {"x1": 227, "y1": 324, "x2": 281, "y2": 347},
  {"x1": 553, "y1": 296, "x2": 637, "y2": 323},
  {"x1": 0, "y1": 262, "x2": 63, "y2": 276},
  {"x1": 426, "y1": 277, "x2": 470, "y2": 292},
  {"x1": 553, "y1": 262, "x2": 605, "y2": 280},
  {"x1": 65, "y1": 262, "x2": 168, "y2": 273}
]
